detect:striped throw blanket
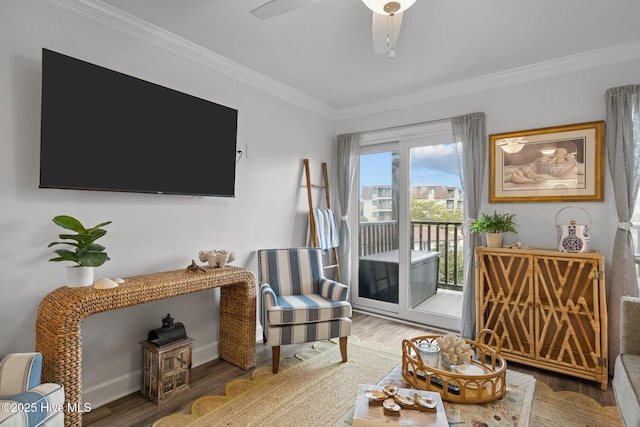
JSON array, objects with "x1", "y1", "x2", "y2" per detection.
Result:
[{"x1": 312, "y1": 208, "x2": 339, "y2": 249}]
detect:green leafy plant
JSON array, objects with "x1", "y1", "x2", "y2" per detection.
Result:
[
  {"x1": 470, "y1": 211, "x2": 517, "y2": 234},
  {"x1": 48, "y1": 215, "x2": 112, "y2": 267}
]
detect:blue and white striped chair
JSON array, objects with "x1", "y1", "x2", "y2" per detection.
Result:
[
  {"x1": 258, "y1": 248, "x2": 352, "y2": 373},
  {"x1": 0, "y1": 353, "x2": 64, "y2": 427}
]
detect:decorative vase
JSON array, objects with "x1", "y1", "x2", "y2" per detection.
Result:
[
  {"x1": 66, "y1": 266, "x2": 94, "y2": 287},
  {"x1": 440, "y1": 356, "x2": 460, "y2": 371},
  {"x1": 485, "y1": 232, "x2": 504, "y2": 248}
]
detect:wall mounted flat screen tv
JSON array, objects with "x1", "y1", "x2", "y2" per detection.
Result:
[{"x1": 40, "y1": 48, "x2": 238, "y2": 197}]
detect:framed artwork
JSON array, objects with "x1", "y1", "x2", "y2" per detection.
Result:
[{"x1": 489, "y1": 121, "x2": 604, "y2": 202}]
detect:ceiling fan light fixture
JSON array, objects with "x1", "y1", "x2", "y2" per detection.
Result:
[{"x1": 361, "y1": 0, "x2": 416, "y2": 15}]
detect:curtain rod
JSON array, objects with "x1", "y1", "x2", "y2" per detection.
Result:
[{"x1": 356, "y1": 117, "x2": 452, "y2": 136}]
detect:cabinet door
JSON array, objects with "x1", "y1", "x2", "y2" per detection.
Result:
[
  {"x1": 477, "y1": 250, "x2": 535, "y2": 358},
  {"x1": 534, "y1": 255, "x2": 603, "y2": 372}
]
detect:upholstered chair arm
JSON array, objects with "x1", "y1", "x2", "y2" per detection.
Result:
[
  {"x1": 319, "y1": 277, "x2": 349, "y2": 302},
  {"x1": 260, "y1": 283, "x2": 278, "y2": 307},
  {"x1": 260, "y1": 283, "x2": 278, "y2": 328},
  {"x1": 0, "y1": 353, "x2": 42, "y2": 395},
  {"x1": 620, "y1": 296, "x2": 640, "y2": 355}
]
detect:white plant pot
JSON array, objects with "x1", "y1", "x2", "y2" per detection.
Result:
[
  {"x1": 66, "y1": 265, "x2": 94, "y2": 287},
  {"x1": 485, "y1": 232, "x2": 504, "y2": 248}
]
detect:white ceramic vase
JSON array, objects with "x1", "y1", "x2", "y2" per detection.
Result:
[
  {"x1": 66, "y1": 265, "x2": 94, "y2": 287},
  {"x1": 485, "y1": 232, "x2": 504, "y2": 248}
]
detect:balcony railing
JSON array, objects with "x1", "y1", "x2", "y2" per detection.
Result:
[{"x1": 359, "y1": 220, "x2": 464, "y2": 291}]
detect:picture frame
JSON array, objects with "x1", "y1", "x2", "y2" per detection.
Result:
[{"x1": 489, "y1": 121, "x2": 604, "y2": 203}]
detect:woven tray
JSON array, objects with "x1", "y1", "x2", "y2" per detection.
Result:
[{"x1": 401, "y1": 330, "x2": 507, "y2": 403}]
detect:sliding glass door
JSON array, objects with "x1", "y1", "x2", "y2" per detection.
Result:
[
  {"x1": 405, "y1": 142, "x2": 464, "y2": 329},
  {"x1": 351, "y1": 122, "x2": 463, "y2": 331},
  {"x1": 357, "y1": 147, "x2": 400, "y2": 315}
]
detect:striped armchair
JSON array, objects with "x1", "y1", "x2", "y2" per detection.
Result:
[
  {"x1": 258, "y1": 248, "x2": 352, "y2": 373},
  {"x1": 0, "y1": 353, "x2": 64, "y2": 427}
]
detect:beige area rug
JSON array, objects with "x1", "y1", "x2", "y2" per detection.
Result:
[
  {"x1": 153, "y1": 338, "x2": 622, "y2": 427},
  {"x1": 153, "y1": 337, "x2": 400, "y2": 427}
]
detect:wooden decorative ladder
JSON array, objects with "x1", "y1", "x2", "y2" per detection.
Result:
[{"x1": 303, "y1": 158, "x2": 341, "y2": 282}]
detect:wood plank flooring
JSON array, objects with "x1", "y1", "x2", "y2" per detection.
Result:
[{"x1": 83, "y1": 311, "x2": 617, "y2": 426}]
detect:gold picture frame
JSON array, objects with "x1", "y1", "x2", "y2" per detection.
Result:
[{"x1": 489, "y1": 121, "x2": 604, "y2": 203}]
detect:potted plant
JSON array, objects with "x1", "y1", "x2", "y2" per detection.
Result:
[
  {"x1": 470, "y1": 211, "x2": 517, "y2": 248},
  {"x1": 48, "y1": 215, "x2": 112, "y2": 287}
]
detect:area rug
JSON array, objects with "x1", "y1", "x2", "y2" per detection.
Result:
[
  {"x1": 153, "y1": 338, "x2": 621, "y2": 427},
  {"x1": 152, "y1": 337, "x2": 400, "y2": 427}
]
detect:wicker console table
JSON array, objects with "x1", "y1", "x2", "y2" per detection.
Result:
[{"x1": 35, "y1": 266, "x2": 256, "y2": 427}]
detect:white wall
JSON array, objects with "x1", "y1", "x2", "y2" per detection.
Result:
[
  {"x1": 0, "y1": 0, "x2": 334, "y2": 406},
  {"x1": 336, "y1": 58, "x2": 640, "y2": 274}
]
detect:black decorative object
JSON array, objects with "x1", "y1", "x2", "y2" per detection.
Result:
[{"x1": 147, "y1": 313, "x2": 187, "y2": 346}]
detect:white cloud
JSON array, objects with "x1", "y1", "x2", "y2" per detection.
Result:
[{"x1": 410, "y1": 143, "x2": 461, "y2": 178}]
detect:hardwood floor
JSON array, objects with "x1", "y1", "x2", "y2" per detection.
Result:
[{"x1": 83, "y1": 311, "x2": 617, "y2": 426}]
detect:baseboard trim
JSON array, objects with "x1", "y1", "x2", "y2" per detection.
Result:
[{"x1": 83, "y1": 341, "x2": 219, "y2": 408}]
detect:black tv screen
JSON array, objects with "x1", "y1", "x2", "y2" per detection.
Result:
[{"x1": 40, "y1": 48, "x2": 238, "y2": 197}]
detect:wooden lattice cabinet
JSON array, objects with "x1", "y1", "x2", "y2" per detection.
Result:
[{"x1": 475, "y1": 247, "x2": 608, "y2": 391}]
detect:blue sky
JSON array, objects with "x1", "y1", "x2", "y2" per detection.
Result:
[{"x1": 359, "y1": 143, "x2": 462, "y2": 191}]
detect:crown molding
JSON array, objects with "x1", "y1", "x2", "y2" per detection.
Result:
[
  {"x1": 49, "y1": 0, "x2": 640, "y2": 122},
  {"x1": 336, "y1": 39, "x2": 640, "y2": 120},
  {"x1": 50, "y1": 0, "x2": 337, "y2": 118}
]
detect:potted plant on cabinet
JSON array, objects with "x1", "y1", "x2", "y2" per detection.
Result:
[
  {"x1": 48, "y1": 215, "x2": 112, "y2": 287},
  {"x1": 470, "y1": 211, "x2": 517, "y2": 248}
]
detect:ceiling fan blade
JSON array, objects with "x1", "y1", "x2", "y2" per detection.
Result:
[
  {"x1": 250, "y1": 0, "x2": 322, "y2": 20},
  {"x1": 372, "y1": 12, "x2": 403, "y2": 55}
]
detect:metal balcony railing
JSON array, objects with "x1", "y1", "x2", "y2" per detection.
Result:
[{"x1": 359, "y1": 220, "x2": 464, "y2": 291}]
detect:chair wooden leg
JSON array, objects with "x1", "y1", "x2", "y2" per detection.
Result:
[
  {"x1": 272, "y1": 346, "x2": 281, "y2": 373},
  {"x1": 340, "y1": 336, "x2": 348, "y2": 363}
]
